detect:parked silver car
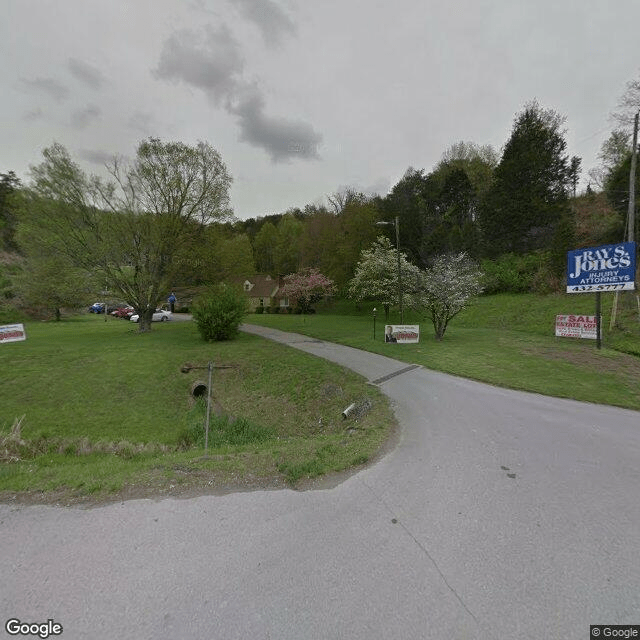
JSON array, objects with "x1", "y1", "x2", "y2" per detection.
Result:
[{"x1": 130, "y1": 309, "x2": 172, "y2": 323}]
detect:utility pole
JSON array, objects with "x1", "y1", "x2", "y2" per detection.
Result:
[
  {"x1": 628, "y1": 111, "x2": 639, "y2": 243},
  {"x1": 610, "y1": 111, "x2": 638, "y2": 331},
  {"x1": 376, "y1": 216, "x2": 403, "y2": 323},
  {"x1": 394, "y1": 216, "x2": 403, "y2": 324}
]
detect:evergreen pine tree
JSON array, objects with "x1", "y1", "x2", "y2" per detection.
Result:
[{"x1": 479, "y1": 101, "x2": 572, "y2": 257}]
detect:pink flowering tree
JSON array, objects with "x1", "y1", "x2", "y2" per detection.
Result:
[{"x1": 280, "y1": 268, "x2": 336, "y2": 314}]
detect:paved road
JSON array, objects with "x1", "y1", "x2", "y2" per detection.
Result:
[{"x1": 2, "y1": 325, "x2": 639, "y2": 639}]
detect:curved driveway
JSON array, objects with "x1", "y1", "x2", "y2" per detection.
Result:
[{"x1": 2, "y1": 325, "x2": 639, "y2": 639}]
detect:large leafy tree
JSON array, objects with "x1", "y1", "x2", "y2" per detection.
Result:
[
  {"x1": 170, "y1": 224, "x2": 255, "y2": 287},
  {"x1": 0, "y1": 171, "x2": 20, "y2": 251},
  {"x1": 380, "y1": 168, "x2": 429, "y2": 264},
  {"x1": 253, "y1": 221, "x2": 278, "y2": 274},
  {"x1": 612, "y1": 73, "x2": 640, "y2": 126},
  {"x1": 438, "y1": 142, "x2": 498, "y2": 189},
  {"x1": 605, "y1": 154, "x2": 639, "y2": 241},
  {"x1": 347, "y1": 236, "x2": 421, "y2": 320},
  {"x1": 13, "y1": 252, "x2": 95, "y2": 321},
  {"x1": 298, "y1": 205, "x2": 337, "y2": 275},
  {"x1": 331, "y1": 195, "x2": 380, "y2": 290},
  {"x1": 478, "y1": 101, "x2": 573, "y2": 256},
  {"x1": 20, "y1": 139, "x2": 232, "y2": 331},
  {"x1": 381, "y1": 145, "x2": 496, "y2": 266},
  {"x1": 273, "y1": 213, "x2": 303, "y2": 276},
  {"x1": 600, "y1": 73, "x2": 640, "y2": 241}
]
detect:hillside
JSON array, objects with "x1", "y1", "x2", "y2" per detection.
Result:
[{"x1": 573, "y1": 191, "x2": 622, "y2": 247}]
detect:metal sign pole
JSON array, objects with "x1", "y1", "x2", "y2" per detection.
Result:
[
  {"x1": 204, "y1": 362, "x2": 213, "y2": 453},
  {"x1": 595, "y1": 292, "x2": 602, "y2": 350}
]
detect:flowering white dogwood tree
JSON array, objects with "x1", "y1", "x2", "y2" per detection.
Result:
[
  {"x1": 280, "y1": 268, "x2": 336, "y2": 313},
  {"x1": 347, "y1": 236, "x2": 421, "y2": 319},
  {"x1": 413, "y1": 252, "x2": 484, "y2": 340}
]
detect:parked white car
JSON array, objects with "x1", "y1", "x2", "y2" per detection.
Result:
[{"x1": 130, "y1": 309, "x2": 172, "y2": 323}]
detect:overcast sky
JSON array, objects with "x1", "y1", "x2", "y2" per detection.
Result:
[{"x1": 2, "y1": 0, "x2": 639, "y2": 220}]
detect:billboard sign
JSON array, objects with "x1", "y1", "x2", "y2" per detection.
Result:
[
  {"x1": 566, "y1": 242, "x2": 636, "y2": 293},
  {"x1": 384, "y1": 325, "x2": 419, "y2": 343},
  {"x1": 0, "y1": 323, "x2": 26, "y2": 344},
  {"x1": 555, "y1": 315, "x2": 599, "y2": 340}
]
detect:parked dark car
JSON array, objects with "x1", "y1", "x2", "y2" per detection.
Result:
[{"x1": 90, "y1": 302, "x2": 123, "y2": 314}]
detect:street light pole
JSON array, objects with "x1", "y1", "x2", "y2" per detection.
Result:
[
  {"x1": 394, "y1": 216, "x2": 403, "y2": 324},
  {"x1": 376, "y1": 216, "x2": 403, "y2": 323}
]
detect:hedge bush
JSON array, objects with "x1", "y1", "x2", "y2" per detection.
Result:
[{"x1": 191, "y1": 284, "x2": 248, "y2": 341}]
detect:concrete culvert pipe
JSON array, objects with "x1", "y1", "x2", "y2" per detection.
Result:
[
  {"x1": 342, "y1": 403, "x2": 356, "y2": 419},
  {"x1": 191, "y1": 381, "x2": 208, "y2": 398}
]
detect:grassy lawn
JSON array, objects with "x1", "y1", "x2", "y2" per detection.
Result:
[
  {"x1": 0, "y1": 315, "x2": 395, "y2": 503},
  {"x1": 248, "y1": 292, "x2": 640, "y2": 411},
  {"x1": 1, "y1": 291, "x2": 638, "y2": 505}
]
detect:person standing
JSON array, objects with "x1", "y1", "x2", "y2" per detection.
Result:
[{"x1": 168, "y1": 292, "x2": 176, "y2": 313}]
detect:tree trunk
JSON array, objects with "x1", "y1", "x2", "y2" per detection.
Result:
[{"x1": 138, "y1": 308, "x2": 154, "y2": 332}]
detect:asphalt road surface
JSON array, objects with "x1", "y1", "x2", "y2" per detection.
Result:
[{"x1": 2, "y1": 325, "x2": 639, "y2": 640}]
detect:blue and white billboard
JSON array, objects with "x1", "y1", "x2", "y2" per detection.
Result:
[{"x1": 567, "y1": 242, "x2": 636, "y2": 293}]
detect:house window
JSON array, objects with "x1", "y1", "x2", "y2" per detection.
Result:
[{"x1": 259, "y1": 299, "x2": 264, "y2": 306}]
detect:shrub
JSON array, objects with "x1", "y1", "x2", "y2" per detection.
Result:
[
  {"x1": 254, "y1": 306, "x2": 264, "y2": 314},
  {"x1": 481, "y1": 252, "x2": 546, "y2": 294},
  {"x1": 191, "y1": 284, "x2": 248, "y2": 342}
]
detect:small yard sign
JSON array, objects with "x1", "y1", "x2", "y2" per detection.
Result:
[
  {"x1": 384, "y1": 325, "x2": 419, "y2": 344},
  {"x1": 0, "y1": 324, "x2": 26, "y2": 344},
  {"x1": 555, "y1": 315, "x2": 600, "y2": 340}
]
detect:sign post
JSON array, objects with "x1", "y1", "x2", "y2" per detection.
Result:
[{"x1": 596, "y1": 292, "x2": 602, "y2": 350}]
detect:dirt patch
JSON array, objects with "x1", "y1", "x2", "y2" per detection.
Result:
[{"x1": 522, "y1": 345, "x2": 640, "y2": 385}]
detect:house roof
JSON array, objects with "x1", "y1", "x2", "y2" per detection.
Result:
[{"x1": 239, "y1": 274, "x2": 281, "y2": 298}]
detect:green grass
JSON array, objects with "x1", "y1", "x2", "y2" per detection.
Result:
[
  {"x1": 2, "y1": 292, "x2": 638, "y2": 503},
  {"x1": 248, "y1": 292, "x2": 640, "y2": 411},
  {"x1": 0, "y1": 314, "x2": 395, "y2": 501}
]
